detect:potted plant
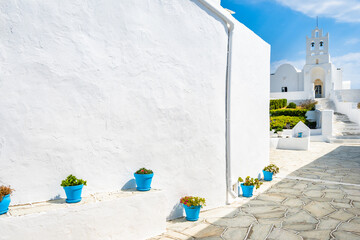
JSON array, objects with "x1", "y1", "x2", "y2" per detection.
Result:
[
  {"x1": 180, "y1": 196, "x2": 206, "y2": 221},
  {"x1": 0, "y1": 186, "x2": 13, "y2": 215},
  {"x1": 134, "y1": 168, "x2": 154, "y2": 191},
  {"x1": 263, "y1": 164, "x2": 279, "y2": 181},
  {"x1": 61, "y1": 174, "x2": 87, "y2": 203},
  {"x1": 238, "y1": 176, "x2": 262, "y2": 197}
]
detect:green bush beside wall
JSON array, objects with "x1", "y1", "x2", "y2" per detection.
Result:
[
  {"x1": 270, "y1": 109, "x2": 308, "y2": 117},
  {"x1": 270, "y1": 99, "x2": 287, "y2": 110}
]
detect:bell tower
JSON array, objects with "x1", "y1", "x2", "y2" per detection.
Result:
[{"x1": 306, "y1": 27, "x2": 330, "y2": 65}]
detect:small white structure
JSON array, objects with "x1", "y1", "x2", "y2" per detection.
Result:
[
  {"x1": 271, "y1": 122, "x2": 310, "y2": 151},
  {"x1": 270, "y1": 27, "x2": 350, "y2": 101}
]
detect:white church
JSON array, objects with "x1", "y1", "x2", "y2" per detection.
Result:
[{"x1": 270, "y1": 27, "x2": 351, "y2": 101}]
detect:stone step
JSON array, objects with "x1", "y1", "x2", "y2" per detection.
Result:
[{"x1": 329, "y1": 138, "x2": 360, "y2": 143}]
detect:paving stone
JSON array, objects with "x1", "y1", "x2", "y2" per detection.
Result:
[
  {"x1": 200, "y1": 207, "x2": 239, "y2": 219},
  {"x1": 164, "y1": 230, "x2": 193, "y2": 240},
  {"x1": 299, "y1": 230, "x2": 332, "y2": 240},
  {"x1": 338, "y1": 222, "x2": 360, "y2": 234},
  {"x1": 282, "y1": 198, "x2": 304, "y2": 207},
  {"x1": 222, "y1": 227, "x2": 248, "y2": 240},
  {"x1": 346, "y1": 207, "x2": 360, "y2": 215},
  {"x1": 283, "y1": 210, "x2": 318, "y2": 231},
  {"x1": 196, "y1": 237, "x2": 222, "y2": 240},
  {"x1": 309, "y1": 197, "x2": 333, "y2": 202},
  {"x1": 267, "y1": 227, "x2": 302, "y2": 240},
  {"x1": 182, "y1": 223, "x2": 224, "y2": 238},
  {"x1": 342, "y1": 188, "x2": 360, "y2": 196},
  {"x1": 206, "y1": 214, "x2": 256, "y2": 228},
  {"x1": 247, "y1": 224, "x2": 272, "y2": 240},
  {"x1": 317, "y1": 218, "x2": 341, "y2": 230},
  {"x1": 257, "y1": 218, "x2": 284, "y2": 228},
  {"x1": 267, "y1": 187, "x2": 301, "y2": 196},
  {"x1": 328, "y1": 209, "x2": 355, "y2": 221},
  {"x1": 304, "y1": 201, "x2": 336, "y2": 218},
  {"x1": 333, "y1": 231, "x2": 360, "y2": 240},
  {"x1": 347, "y1": 195, "x2": 360, "y2": 202},
  {"x1": 304, "y1": 190, "x2": 324, "y2": 198},
  {"x1": 256, "y1": 193, "x2": 286, "y2": 203},
  {"x1": 331, "y1": 201, "x2": 352, "y2": 209},
  {"x1": 167, "y1": 218, "x2": 203, "y2": 232},
  {"x1": 283, "y1": 223, "x2": 317, "y2": 231},
  {"x1": 247, "y1": 199, "x2": 278, "y2": 207},
  {"x1": 353, "y1": 201, "x2": 360, "y2": 208},
  {"x1": 242, "y1": 205, "x2": 286, "y2": 219},
  {"x1": 292, "y1": 183, "x2": 308, "y2": 190},
  {"x1": 324, "y1": 192, "x2": 345, "y2": 199},
  {"x1": 351, "y1": 218, "x2": 360, "y2": 224}
]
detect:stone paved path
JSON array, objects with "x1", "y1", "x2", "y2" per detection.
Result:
[{"x1": 150, "y1": 143, "x2": 360, "y2": 240}]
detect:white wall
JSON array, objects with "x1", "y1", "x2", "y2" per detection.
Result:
[
  {"x1": 0, "y1": 0, "x2": 269, "y2": 222},
  {"x1": 0, "y1": 0, "x2": 229, "y2": 217},
  {"x1": 270, "y1": 91, "x2": 312, "y2": 102},
  {"x1": 230, "y1": 21, "x2": 270, "y2": 181},
  {"x1": 334, "y1": 89, "x2": 360, "y2": 102},
  {"x1": 270, "y1": 64, "x2": 301, "y2": 92}
]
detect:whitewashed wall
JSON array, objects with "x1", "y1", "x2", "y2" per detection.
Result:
[
  {"x1": 230, "y1": 21, "x2": 270, "y2": 181},
  {"x1": 0, "y1": 0, "x2": 269, "y2": 222},
  {"x1": 270, "y1": 64, "x2": 302, "y2": 92}
]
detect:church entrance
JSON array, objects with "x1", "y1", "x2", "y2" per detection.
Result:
[{"x1": 314, "y1": 79, "x2": 324, "y2": 98}]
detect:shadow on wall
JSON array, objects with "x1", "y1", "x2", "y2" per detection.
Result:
[
  {"x1": 158, "y1": 145, "x2": 360, "y2": 239},
  {"x1": 121, "y1": 179, "x2": 136, "y2": 190}
]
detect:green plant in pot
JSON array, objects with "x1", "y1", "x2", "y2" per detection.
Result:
[
  {"x1": 263, "y1": 164, "x2": 279, "y2": 181},
  {"x1": 180, "y1": 196, "x2": 206, "y2": 221},
  {"x1": 134, "y1": 168, "x2": 154, "y2": 191},
  {"x1": 0, "y1": 186, "x2": 14, "y2": 215},
  {"x1": 238, "y1": 176, "x2": 262, "y2": 198},
  {"x1": 61, "y1": 175, "x2": 87, "y2": 203}
]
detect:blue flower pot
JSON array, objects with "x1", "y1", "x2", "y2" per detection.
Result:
[
  {"x1": 134, "y1": 173, "x2": 154, "y2": 191},
  {"x1": 0, "y1": 194, "x2": 11, "y2": 215},
  {"x1": 63, "y1": 184, "x2": 84, "y2": 203},
  {"x1": 298, "y1": 132, "x2": 303, "y2": 138},
  {"x1": 240, "y1": 183, "x2": 254, "y2": 198},
  {"x1": 183, "y1": 204, "x2": 201, "y2": 221},
  {"x1": 263, "y1": 170, "x2": 273, "y2": 181}
]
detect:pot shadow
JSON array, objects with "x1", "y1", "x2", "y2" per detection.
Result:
[
  {"x1": 121, "y1": 179, "x2": 136, "y2": 190},
  {"x1": 46, "y1": 194, "x2": 66, "y2": 204}
]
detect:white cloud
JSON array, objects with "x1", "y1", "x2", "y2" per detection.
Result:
[
  {"x1": 271, "y1": 59, "x2": 305, "y2": 73},
  {"x1": 274, "y1": 0, "x2": 360, "y2": 23},
  {"x1": 345, "y1": 38, "x2": 360, "y2": 45},
  {"x1": 332, "y1": 52, "x2": 360, "y2": 89}
]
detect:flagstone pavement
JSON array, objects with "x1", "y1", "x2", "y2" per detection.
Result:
[{"x1": 150, "y1": 143, "x2": 360, "y2": 240}]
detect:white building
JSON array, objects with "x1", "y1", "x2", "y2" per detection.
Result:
[
  {"x1": 0, "y1": 0, "x2": 270, "y2": 239},
  {"x1": 270, "y1": 27, "x2": 351, "y2": 102}
]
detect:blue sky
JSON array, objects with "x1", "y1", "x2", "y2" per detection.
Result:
[{"x1": 221, "y1": 0, "x2": 360, "y2": 89}]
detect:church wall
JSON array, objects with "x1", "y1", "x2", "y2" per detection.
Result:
[
  {"x1": 0, "y1": 0, "x2": 270, "y2": 221},
  {"x1": 270, "y1": 64, "x2": 301, "y2": 92}
]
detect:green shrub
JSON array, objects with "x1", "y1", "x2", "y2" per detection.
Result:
[
  {"x1": 238, "y1": 176, "x2": 263, "y2": 189},
  {"x1": 358, "y1": 102, "x2": 360, "y2": 109},
  {"x1": 270, "y1": 109, "x2": 308, "y2": 117},
  {"x1": 180, "y1": 196, "x2": 206, "y2": 208},
  {"x1": 135, "y1": 168, "x2": 153, "y2": 174},
  {"x1": 270, "y1": 116, "x2": 306, "y2": 129},
  {"x1": 61, "y1": 175, "x2": 87, "y2": 187},
  {"x1": 0, "y1": 185, "x2": 13, "y2": 201},
  {"x1": 287, "y1": 102, "x2": 297, "y2": 109},
  {"x1": 300, "y1": 99, "x2": 318, "y2": 110},
  {"x1": 263, "y1": 164, "x2": 280, "y2": 175},
  {"x1": 270, "y1": 99, "x2": 287, "y2": 110}
]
